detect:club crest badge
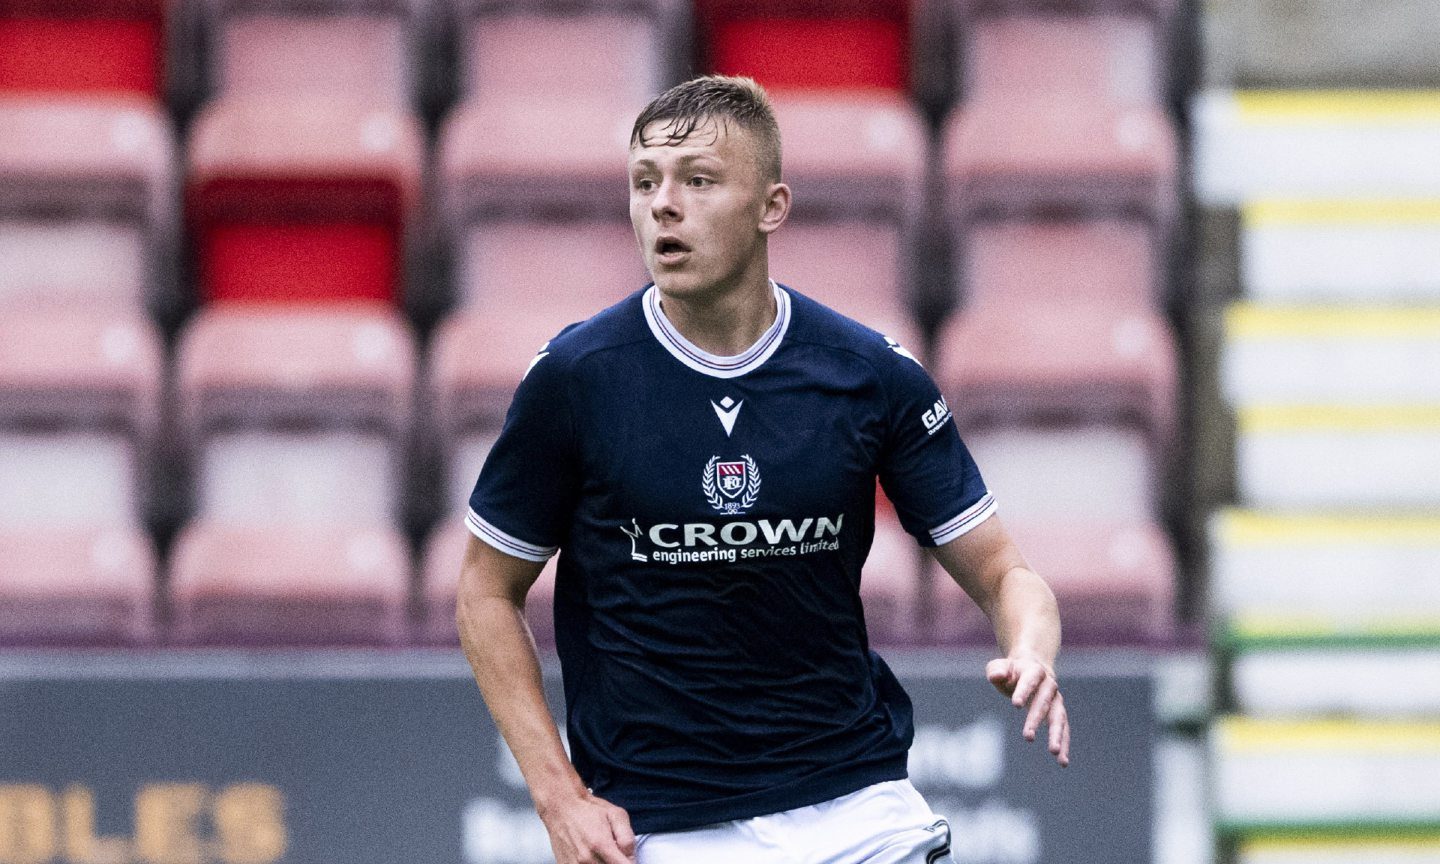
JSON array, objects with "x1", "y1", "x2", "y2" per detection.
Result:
[{"x1": 703, "y1": 455, "x2": 760, "y2": 515}]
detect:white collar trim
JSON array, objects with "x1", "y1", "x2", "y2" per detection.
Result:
[{"x1": 642, "y1": 281, "x2": 790, "y2": 379}]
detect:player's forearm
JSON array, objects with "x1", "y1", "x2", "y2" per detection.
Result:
[
  {"x1": 457, "y1": 593, "x2": 588, "y2": 815},
  {"x1": 988, "y1": 566, "x2": 1062, "y2": 667}
]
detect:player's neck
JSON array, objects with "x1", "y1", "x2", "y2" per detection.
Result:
[{"x1": 657, "y1": 271, "x2": 777, "y2": 357}]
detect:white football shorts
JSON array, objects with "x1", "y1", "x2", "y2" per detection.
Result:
[{"x1": 635, "y1": 779, "x2": 954, "y2": 864}]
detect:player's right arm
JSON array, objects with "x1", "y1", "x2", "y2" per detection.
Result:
[{"x1": 456, "y1": 536, "x2": 637, "y2": 864}]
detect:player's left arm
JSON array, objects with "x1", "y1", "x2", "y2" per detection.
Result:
[{"x1": 929, "y1": 514, "x2": 1070, "y2": 767}]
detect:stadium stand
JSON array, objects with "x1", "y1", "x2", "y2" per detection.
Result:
[
  {"x1": 961, "y1": 218, "x2": 1160, "y2": 309},
  {"x1": 169, "y1": 521, "x2": 411, "y2": 644},
  {"x1": 766, "y1": 91, "x2": 927, "y2": 353},
  {"x1": 0, "y1": 96, "x2": 177, "y2": 311},
  {"x1": 175, "y1": 303, "x2": 417, "y2": 526},
  {"x1": 0, "y1": 0, "x2": 171, "y2": 97},
  {"x1": 453, "y1": 0, "x2": 683, "y2": 103},
  {"x1": 186, "y1": 97, "x2": 424, "y2": 304},
  {"x1": 0, "y1": 526, "x2": 157, "y2": 644}
]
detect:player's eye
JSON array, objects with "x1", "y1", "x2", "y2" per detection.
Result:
[
  {"x1": 688, "y1": 175, "x2": 713, "y2": 187},
  {"x1": 633, "y1": 177, "x2": 656, "y2": 192}
]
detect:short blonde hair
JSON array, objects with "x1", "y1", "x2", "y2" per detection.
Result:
[{"x1": 629, "y1": 75, "x2": 782, "y2": 182}]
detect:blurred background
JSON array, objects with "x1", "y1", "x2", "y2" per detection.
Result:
[{"x1": 1, "y1": 0, "x2": 1439, "y2": 862}]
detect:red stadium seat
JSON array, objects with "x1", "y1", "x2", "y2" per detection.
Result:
[
  {"x1": 961, "y1": 218, "x2": 1159, "y2": 310},
  {"x1": 963, "y1": 14, "x2": 1165, "y2": 104},
  {"x1": 0, "y1": 96, "x2": 176, "y2": 310},
  {"x1": 455, "y1": 0, "x2": 680, "y2": 102},
  {"x1": 942, "y1": 93, "x2": 1178, "y2": 230},
  {"x1": 169, "y1": 521, "x2": 411, "y2": 645},
  {"x1": 0, "y1": 309, "x2": 162, "y2": 527},
  {"x1": 0, "y1": 0, "x2": 169, "y2": 97},
  {"x1": 767, "y1": 92, "x2": 928, "y2": 353},
  {"x1": 0, "y1": 526, "x2": 156, "y2": 645},
  {"x1": 187, "y1": 97, "x2": 423, "y2": 305},
  {"x1": 176, "y1": 304, "x2": 417, "y2": 525},
  {"x1": 696, "y1": 0, "x2": 912, "y2": 93},
  {"x1": 206, "y1": 0, "x2": 426, "y2": 102},
  {"x1": 930, "y1": 519, "x2": 1176, "y2": 646},
  {"x1": 860, "y1": 497, "x2": 924, "y2": 647},
  {"x1": 420, "y1": 516, "x2": 558, "y2": 647},
  {"x1": 936, "y1": 302, "x2": 1178, "y2": 457}
]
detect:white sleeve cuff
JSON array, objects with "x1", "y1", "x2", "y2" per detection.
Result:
[
  {"x1": 465, "y1": 509, "x2": 558, "y2": 562},
  {"x1": 929, "y1": 493, "x2": 997, "y2": 546}
]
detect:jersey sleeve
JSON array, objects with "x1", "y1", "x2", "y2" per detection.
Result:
[
  {"x1": 876, "y1": 343, "x2": 995, "y2": 548},
  {"x1": 465, "y1": 344, "x2": 580, "y2": 562}
]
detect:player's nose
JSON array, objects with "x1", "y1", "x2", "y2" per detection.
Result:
[{"x1": 650, "y1": 177, "x2": 682, "y2": 223}]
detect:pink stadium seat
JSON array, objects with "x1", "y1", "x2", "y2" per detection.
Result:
[
  {"x1": 421, "y1": 516, "x2": 558, "y2": 647},
  {"x1": 930, "y1": 519, "x2": 1176, "y2": 646},
  {"x1": 169, "y1": 521, "x2": 410, "y2": 645},
  {"x1": 0, "y1": 309, "x2": 162, "y2": 527},
  {"x1": 176, "y1": 304, "x2": 416, "y2": 525},
  {"x1": 767, "y1": 92, "x2": 927, "y2": 353},
  {"x1": 456, "y1": 0, "x2": 679, "y2": 102},
  {"x1": 0, "y1": 526, "x2": 156, "y2": 645},
  {"x1": 696, "y1": 0, "x2": 912, "y2": 94},
  {"x1": 942, "y1": 93, "x2": 1178, "y2": 230},
  {"x1": 187, "y1": 97, "x2": 423, "y2": 305},
  {"x1": 963, "y1": 14, "x2": 1164, "y2": 104},
  {"x1": 961, "y1": 218, "x2": 1158, "y2": 310},
  {"x1": 207, "y1": 0, "x2": 426, "y2": 102},
  {"x1": 0, "y1": 0, "x2": 169, "y2": 97},
  {"x1": 0, "y1": 96, "x2": 176, "y2": 310},
  {"x1": 936, "y1": 302, "x2": 1178, "y2": 456},
  {"x1": 860, "y1": 496, "x2": 923, "y2": 647}
]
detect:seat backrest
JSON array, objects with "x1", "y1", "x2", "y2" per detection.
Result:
[
  {"x1": 962, "y1": 218, "x2": 1158, "y2": 309},
  {"x1": 964, "y1": 14, "x2": 1162, "y2": 104},
  {"x1": 0, "y1": 525, "x2": 157, "y2": 645},
  {"x1": 217, "y1": 14, "x2": 411, "y2": 101},
  {"x1": 0, "y1": 0, "x2": 170, "y2": 97},
  {"x1": 462, "y1": 9, "x2": 665, "y2": 102}
]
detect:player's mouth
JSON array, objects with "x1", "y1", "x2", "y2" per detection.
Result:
[{"x1": 654, "y1": 235, "x2": 692, "y2": 267}]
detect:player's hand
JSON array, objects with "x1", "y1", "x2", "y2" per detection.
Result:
[
  {"x1": 987, "y1": 655, "x2": 1070, "y2": 767},
  {"x1": 539, "y1": 790, "x2": 637, "y2": 864}
]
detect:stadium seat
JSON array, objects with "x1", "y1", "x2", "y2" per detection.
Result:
[
  {"x1": 0, "y1": 96, "x2": 176, "y2": 310},
  {"x1": 942, "y1": 92, "x2": 1179, "y2": 232},
  {"x1": 1223, "y1": 304, "x2": 1440, "y2": 406},
  {"x1": 696, "y1": 0, "x2": 913, "y2": 94},
  {"x1": 187, "y1": 97, "x2": 424, "y2": 305},
  {"x1": 1192, "y1": 90, "x2": 1440, "y2": 207},
  {"x1": 961, "y1": 14, "x2": 1165, "y2": 105},
  {"x1": 1240, "y1": 200, "x2": 1440, "y2": 303},
  {"x1": 205, "y1": 0, "x2": 428, "y2": 103},
  {"x1": 1209, "y1": 509, "x2": 1440, "y2": 623},
  {"x1": 1226, "y1": 618, "x2": 1440, "y2": 717},
  {"x1": 0, "y1": 526, "x2": 156, "y2": 645},
  {"x1": 0, "y1": 309, "x2": 163, "y2": 527},
  {"x1": 1213, "y1": 717, "x2": 1440, "y2": 827},
  {"x1": 454, "y1": 0, "x2": 680, "y2": 102},
  {"x1": 961, "y1": 218, "x2": 1159, "y2": 310},
  {"x1": 169, "y1": 521, "x2": 411, "y2": 645},
  {"x1": 936, "y1": 303, "x2": 1178, "y2": 458},
  {"x1": 420, "y1": 516, "x2": 558, "y2": 647},
  {"x1": 176, "y1": 304, "x2": 417, "y2": 525},
  {"x1": 0, "y1": 0, "x2": 169, "y2": 97},
  {"x1": 766, "y1": 92, "x2": 927, "y2": 350},
  {"x1": 1204, "y1": 0, "x2": 1440, "y2": 89},
  {"x1": 930, "y1": 519, "x2": 1176, "y2": 646},
  {"x1": 1234, "y1": 406, "x2": 1440, "y2": 510}
]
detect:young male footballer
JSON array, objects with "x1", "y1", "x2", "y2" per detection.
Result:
[{"x1": 457, "y1": 75, "x2": 1069, "y2": 864}]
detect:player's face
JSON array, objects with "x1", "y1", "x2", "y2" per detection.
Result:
[{"x1": 628, "y1": 118, "x2": 783, "y2": 301}]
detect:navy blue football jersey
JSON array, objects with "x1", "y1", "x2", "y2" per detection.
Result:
[{"x1": 467, "y1": 283, "x2": 994, "y2": 834}]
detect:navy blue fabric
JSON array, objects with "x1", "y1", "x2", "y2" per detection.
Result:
[{"x1": 468, "y1": 285, "x2": 989, "y2": 834}]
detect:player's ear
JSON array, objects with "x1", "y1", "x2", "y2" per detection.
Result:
[{"x1": 758, "y1": 182, "x2": 790, "y2": 236}]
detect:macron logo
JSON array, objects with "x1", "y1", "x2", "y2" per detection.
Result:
[
  {"x1": 922, "y1": 396, "x2": 952, "y2": 435},
  {"x1": 711, "y1": 396, "x2": 743, "y2": 437}
]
